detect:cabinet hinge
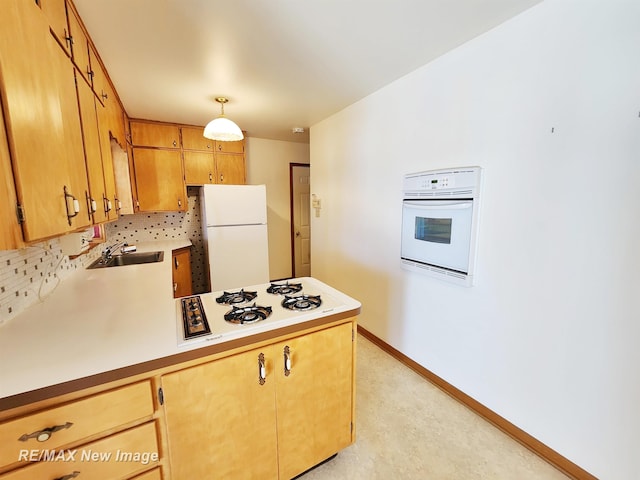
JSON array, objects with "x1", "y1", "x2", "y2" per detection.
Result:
[
  {"x1": 158, "y1": 387, "x2": 164, "y2": 406},
  {"x1": 16, "y1": 204, "x2": 25, "y2": 224},
  {"x1": 352, "y1": 328, "x2": 355, "y2": 342}
]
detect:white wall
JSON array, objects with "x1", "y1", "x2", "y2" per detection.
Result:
[
  {"x1": 310, "y1": 1, "x2": 640, "y2": 478},
  {"x1": 245, "y1": 137, "x2": 310, "y2": 280}
]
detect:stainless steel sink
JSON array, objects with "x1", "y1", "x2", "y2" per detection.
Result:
[{"x1": 87, "y1": 251, "x2": 164, "y2": 269}]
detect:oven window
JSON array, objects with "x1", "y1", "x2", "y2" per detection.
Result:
[{"x1": 415, "y1": 217, "x2": 452, "y2": 244}]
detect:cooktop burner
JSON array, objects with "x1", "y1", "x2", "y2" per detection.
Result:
[
  {"x1": 267, "y1": 281, "x2": 303, "y2": 295},
  {"x1": 281, "y1": 294, "x2": 322, "y2": 311},
  {"x1": 216, "y1": 289, "x2": 258, "y2": 305},
  {"x1": 224, "y1": 304, "x2": 273, "y2": 324}
]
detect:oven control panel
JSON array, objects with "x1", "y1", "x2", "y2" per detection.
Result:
[{"x1": 403, "y1": 167, "x2": 480, "y2": 194}]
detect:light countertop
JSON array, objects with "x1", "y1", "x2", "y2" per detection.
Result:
[
  {"x1": 0, "y1": 240, "x2": 361, "y2": 408},
  {"x1": 0, "y1": 240, "x2": 191, "y2": 402}
]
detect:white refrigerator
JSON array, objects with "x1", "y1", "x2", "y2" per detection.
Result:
[{"x1": 201, "y1": 184, "x2": 270, "y2": 291}]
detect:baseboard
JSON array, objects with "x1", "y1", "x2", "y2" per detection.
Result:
[{"x1": 357, "y1": 326, "x2": 597, "y2": 480}]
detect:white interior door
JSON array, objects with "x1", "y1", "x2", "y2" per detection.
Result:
[{"x1": 291, "y1": 165, "x2": 311, "y2": 277}]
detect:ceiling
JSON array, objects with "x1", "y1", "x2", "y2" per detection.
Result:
[{"x1": 74, "y1": 0, "x2": 542, "y2": 143}]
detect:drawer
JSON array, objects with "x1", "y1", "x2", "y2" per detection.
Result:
[
  {"x1": 0, "y1": 381, "x2": 154, "y2": 469},
  {"x1": 132, "y1": 467, "x2": 162, "y2": 479},
  {"x1": 0, "y1": 422, "x2": 159, "y2": 480}
]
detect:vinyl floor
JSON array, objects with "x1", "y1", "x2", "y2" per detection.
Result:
[{"x1": 299, "y1": 334, "x2": 571, "y2": 480}]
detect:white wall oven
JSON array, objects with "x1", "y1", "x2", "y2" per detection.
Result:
[{"x1": 401, "y1": 167, "x2": 482, "y2": 286}]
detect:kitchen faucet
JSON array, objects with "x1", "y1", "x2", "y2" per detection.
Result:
[{"x1": 101, "y1": 240, "x2": 130, "y2": 262}]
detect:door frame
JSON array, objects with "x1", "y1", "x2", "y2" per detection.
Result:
[{"x1": 289, "y1": 163, "x2": 310, "y2": 278}]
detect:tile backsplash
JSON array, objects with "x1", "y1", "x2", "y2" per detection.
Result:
[{"x1": 0, "y1": 187, "x2": 207, "y2": 324}]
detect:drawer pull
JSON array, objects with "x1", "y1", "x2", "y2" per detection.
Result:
[
  {"x1": 19, "y1": 421, "x2": 73, "y2": 442},
  {"x1": 55, "y1": 471, "x2": 80, "y2": 480}
]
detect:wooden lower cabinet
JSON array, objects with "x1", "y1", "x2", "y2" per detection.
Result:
[
  {"x1": 172, "y1": 247, "x2": 193, "y2": 298},
  {"x1": 0, "y1": 422, "x2": 159, "y2": 480},
  {"x1": 161, "y1": 321, "x2": 355, "y2": 480},
  {"x1": 162, "y1": 346, "x2": 279, "y2": 479},
  {"x1": 0, "y1": 381, "x2": 156, "y2": 479},
  {"x1": 0, "y1": 382, "x2": 154, "y2": 470},
  {"x1": 0, "y1": 318, "x2": 356, "y2": 480},
  {"x1": 274, "y1": 322, "x2": 354, "y2": 479},
  {"x1": 131, "y1": 467, "x2": 163, "y2": 480}
]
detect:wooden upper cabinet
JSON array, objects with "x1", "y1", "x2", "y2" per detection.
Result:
[
  {"x1": 39, "y1": 0, "x2": 71, "y2": 54},
  {"x1": 67, "y1": 5, "x2": 92, "y2": 85},
  {"x1": 181, "y1": 126, "x2": 213, "y2": 151},
  {"x1": 76, "y1": 75, "x2": 108, "y2": 224},
  {"x1": 89, "y1": 45, "x2": 109, "y2": 105},
  {"x1": 0, "y1": 99, "x2": 23, "y2": 250},
  {"x1": 184, "y1": 151, "x2": 215, "y2": 185},
  {"x1": 216, "y1": 140, "x2": 244, "y2": 153},
  {"x1": 131, "y1": 121, "x2": 180, "y2": 149},
  {"x1": 216, "y1": 154, "x2": 246, "y2": 185},
  {"x1": 0, "y1": 0, "x2": 90, "y2": 241},
  {"x1": 96, "y1": 94, "x2": 118, "y2": 221},
  {"x1": 132, "y1": 148, "x2": 186, "y2": 212}
]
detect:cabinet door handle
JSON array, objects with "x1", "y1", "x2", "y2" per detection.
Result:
[
  {"x1": 258, "y1": 353, "x2": 266, "y2": 385},
  {"x1": 219, "y1": 174, "x2": 224, "y2": 183},
  {"x1": 174, "y1": 282, "x2": 178, "y2": 292},
  {"x1": 173, "y1": 140, "x2": 177, "y2": 147},
  {"x1": 54, "y1": 471, "x2": 81, "y2": 480},
  {"x1": 19, "y1": 422, "x2": 73, "y2": 442},
  {"x1": 283, "y1": 346, "x2": 292, "y2": 376},
  {"x1": 64, "y1": 186, "x2": 80, "y2": 226},
  {"x1": 174, "y1": 257, "x2": 179, "y2": 269},
  {"x1": 177, "y1": 198, "x2": 182, "y2": 208},
  {"x1": 209, "y1": 172, "x2": 213, "y2": 182}
]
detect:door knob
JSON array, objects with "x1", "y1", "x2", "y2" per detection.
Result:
[{"x1": 295, "y1": 231, "x2": 300, "y2": 237}]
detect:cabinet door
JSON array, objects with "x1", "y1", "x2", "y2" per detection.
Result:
[
  {"x1": 161, "y1": 347, "x2": 279, "y2": 479},
  {"x1": 39, "y1": 0, "x2": 70, "y2": 54},
  {"x1": 0, "y1": 0, "x2": 90, "y2": 241},
  {"x1": 181, "y1": 126, "x2": 213, "y2": 151},
  {"x1": 275, "y1": 323, "x2": 355, "y2": 479},
  {"x1": 172, "y1": 247, "x2": 192, "y2": 298},
  {"x1": 96, "y1": 95, "x2": 118, "y2": 220},
  {"x1": 67, "y1": 6, "x2": 92, "y2": 84},
  {"x1": 215, "y1": 153, "x2": 246, "y2": 184},
  {"x1": 0, "y1": 99, "x2": 23, "y2": 250},
  {"x1": 89, "y1": 45, "x2": 109, "y2": 106},
  {"x1": 77, "y1": 73, "x2": 108, "y2": 224},
  {"x1": 132, "y1": 148, "x2": 185, "y2": 212},
  {"x1": 130, "y1": 121, "x2": 180, "y2": 149},
  {"x1": 215, "y1": 140, "x2": 244, "y2": 153},
  {"x1": 183, "y1": 151, "x2": 215, "y2": 185}
]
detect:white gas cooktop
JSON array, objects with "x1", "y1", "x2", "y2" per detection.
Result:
[{"x1": 176, "y1": 277, "x2": 360, "y2": 348}]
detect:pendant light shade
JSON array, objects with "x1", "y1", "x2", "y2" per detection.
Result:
[{"x1": 203, "y1": 97, "x2": 244, "y2": 141}]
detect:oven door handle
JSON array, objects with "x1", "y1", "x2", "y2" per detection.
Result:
[{"x1": 403, "y1": 200, "x2": 472, "y2": 210}]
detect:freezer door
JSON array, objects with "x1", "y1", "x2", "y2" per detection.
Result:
[
  {"x1": 208, "y1": 224, "x2": 270, "y2": 291},
  {"x1": 202, "y1": 184, "x2": 267, "y2": 226}
]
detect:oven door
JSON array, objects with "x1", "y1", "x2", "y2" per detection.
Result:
[{"x1": 401, "y1": 199, "x2": 473, "y2": 273}]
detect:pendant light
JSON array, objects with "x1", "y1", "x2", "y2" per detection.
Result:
[{"x1": 203, "y1": 97, "x2": 244, "y2": 141}]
